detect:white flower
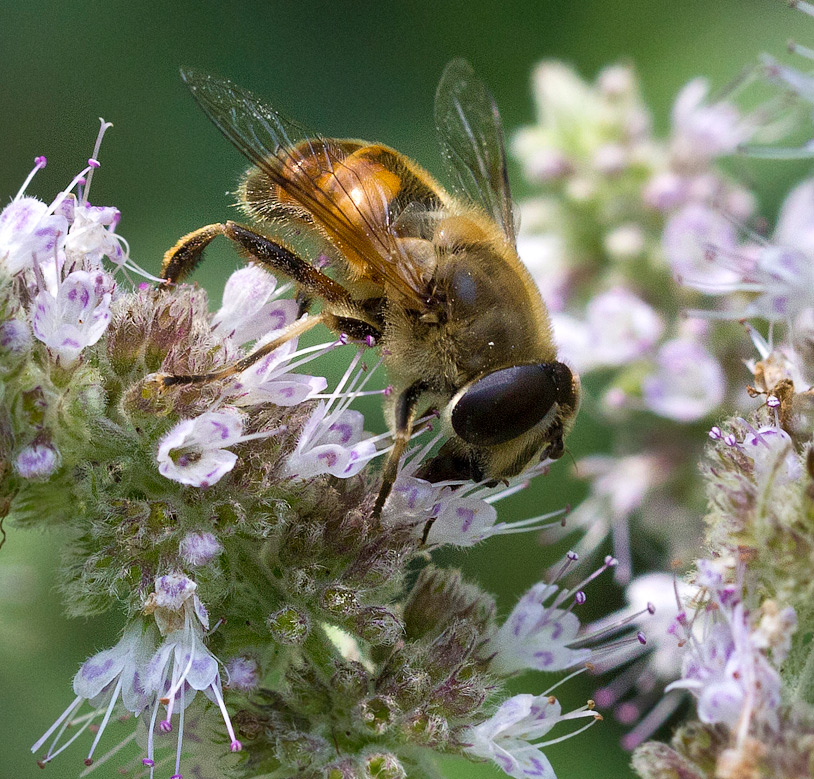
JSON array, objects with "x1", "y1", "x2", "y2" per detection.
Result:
[
  {"x1": 462, "y1": 693, "x2": 600, "y2": 779},
  {"x1": 666, "y1": 559, "x2": 788, "y2": 731},
  {"x1": 31, "y1": 620, "x2": 157, "y2": 768},
  {"x1": 552, "y1": 287, "x2": 663, "y2": 373},
  {"x1": 284, "y1": 404, "x2": 377, "y2": 479},
  {"x1": 662, "y1": 202, "x2": 740, "y2": 286},
  {"x1": 211, "y1": 264, "x2": 299, "y2": 346},
  {"x1": 670, "y1": 78, "x2": 751, "y2": 164},
  {"x1": 31, "y1": 269, "x2": 115, "y2": 366},
  {"x1": 227, "y1": 334, "x2": 328, "y2": 407},
  {"x1": 157, "y1": 410, "x2": 245, "y2": 487},
  {"x1": 642, "y1": 338, "x2": 725, "y2": 421}
]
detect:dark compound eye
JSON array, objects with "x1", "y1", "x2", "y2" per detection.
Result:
[{"x1": 451, "y1": 363, "x2": 572, "y2": 447}]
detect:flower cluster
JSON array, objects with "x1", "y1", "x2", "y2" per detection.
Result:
[
  {"x1": 511, "y1": 57, "x2": 779, "y2": 582},
  {"x1": 1, "y1": 125, "x2": 656, "y2": 779}
]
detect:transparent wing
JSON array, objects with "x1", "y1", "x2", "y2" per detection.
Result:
[
  {"x1": 180, "y1": 67, "x2": 432, "y2": 302},
  {"x1": 434, "y1": 58, "x2": 516, "y2": 246}
]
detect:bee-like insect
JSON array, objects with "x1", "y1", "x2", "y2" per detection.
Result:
[{"x1": 160, "y1": 59, "x2": 579, "y2": 516}]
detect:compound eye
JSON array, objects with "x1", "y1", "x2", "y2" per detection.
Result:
[{"x1": 451, "y1": 364, "x2": 558, "y2": 447}]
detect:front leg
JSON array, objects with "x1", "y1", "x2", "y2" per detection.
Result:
[
  {"x1": 158, "y1": 222, "x2": 381, "y2": 386},
  {"x1": 372, "y1": 380, "x2": 429, "y2": 523}
]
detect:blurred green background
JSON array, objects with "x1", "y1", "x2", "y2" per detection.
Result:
[{"x1": 0, "y1": 1, "x2": 809, "y2": 778}]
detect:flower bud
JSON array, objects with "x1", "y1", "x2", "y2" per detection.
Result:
[
  {"x1": 330, "y1": 661, "x2": 370, "y2": 700},
  {"x1": 403, "y1": 566, "x2": 495, "y2": 640},
  {"x1": 631, "y1": 741, "x2": 705, "y2": 779},
  {"x1": 363, "y1": 752, "x2": 407, "y2": 779},
  {"x1": 14, "y1": 441, "x2": 61, "y2": 479},
  {"x1": 356, "y1": 695, "x2": 398, "y2": 735},
  {"x1": 267, "y1": 606, "x2": 310, "y2": 645},
  {"x1": 320, "y1": 585, "x2": 360, "y2": 619},
  {"x1": 404, "y1": 711, "x2": 450, "y2": 748},
  {"x1": 355, "y1": 606, "x2": 403, "y2": 646},
  {"x1": 179, "y1": 531, "x2": 223, "y2": 567}
]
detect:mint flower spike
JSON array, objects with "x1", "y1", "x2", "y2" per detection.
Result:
[
  {"x1": 141, "y1": 575, "x2": 242, "y2": 778},
  {"x1": 31, "y1": 620, "x2": 156, "y2": 769},
  {"x1": 462, "y1": 691, "x2": 602, "y2": 779}
]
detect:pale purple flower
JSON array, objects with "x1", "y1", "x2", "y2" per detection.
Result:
[
  {"x1": 284, "y1": 404, "x2": 377, "y2": 480},
  {"x1": 462, "y1": 692, "x2": 600, "y2": 779},
  {"x1": 225, "y1": 656, "x2": 260, "y2": 692},
  {"x1": 670, "y1": 78, "x2": 751, "y2": 164},
  {"x1": 31, "y1": 269, "x2": 115, "y2": 366},
  {"x1": 666, "y1": 559, "x2": 787, "y2": 731},
  {"x1": 179, "y1": 531, "x2": 223, "y2": 567},
  {"x1": 516, "y1": 233, "x2": 570, "y2": 312},
  {"x1": 545, "y1": 454, "x2": 663, "y2": 582},
  {"x1": 0, "y1": 318, "x2": 32, "y2": 355},
  {"x1": 141, "y1": 575, "x2": 242, "y2": 775},
  {"x1": 13, "y1": 441, "x2": 61, "y2": 479},
  {"x1": 227, "y1": 334, "x2": 328, "y2": 407},
  {"x1": 157, "y1": 410, "x2": 245, "y2": 487},
  {"x1": 63, "y1": 200, "x2": 129, "y2": 269},
  {"x1": 483, "y1": 554, "x2": 646, "y2": 677},
  {"x1": 720, "y1": 420, "x2": 803, "y2": 487},
  {"x1": 485, "y1": 581, "x2": 591, "y2": 676},
  {"x1": 211, "y1": 264, "x2": 299, "y2": 346},
  {"x1": 662, "y1": 202, "x2": 740, "y2": 286},
  {"x1": 643, "y1": 171, "x2": 688, "y2": 212},
  {"x1": 590, "y1": 573, "x2": 693, "y2": 750},
  {"x1": 642, "y1": 338, "x2": 725, "y2": 422},
  {"x1": 383, "y1": 453, "x2": 563, "y2": 547},
  {"x1": 0, "y1": 195, "x2": 68, "y2": 276},
  {"x1": 552, "y1": 287, "x2": 663, "y2": 373},
  {"x1": 31, "y1": 620, "x2": 157, "y2": 768}
]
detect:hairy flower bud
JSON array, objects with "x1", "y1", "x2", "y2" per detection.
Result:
[
  {"x1": 355, "y1": 606, "x2": 403, "y2": 646},
  {"x1": 363, "y1": 752, "x2": 407, "y2": 779},
  {"x1": 267, "y1": 606, "x2": 311, "y2": 645},
  {"x1": 356, "y1": 695, "x2": 399, "y2": 735}
]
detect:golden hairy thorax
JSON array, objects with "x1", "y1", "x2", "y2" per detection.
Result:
[{"x1": 240, "y1": 139, "x2": 555, "y2": 391}]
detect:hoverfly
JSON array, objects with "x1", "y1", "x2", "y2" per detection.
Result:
[{"x1": 159, "y1": 59, "x2": 579, "y2": 517}]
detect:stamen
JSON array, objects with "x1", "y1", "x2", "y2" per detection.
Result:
[
  {"x1": 81, "y1": 119, "x2": 113, "y2": 204},
  {"x1": 14, "y1": 155, "x2": 48, "y2": 200},
  {"x1": 85, "y1": 677, "x2": 123, "y2": 764},
  {"x1": 31, "y1": 695, "x2": 83, "y2": 754},
  {"x1": 79, "y1": 731, "x2": 137, "y2": 777},
  {"x1": 173, "y1": 699, "x2": 185, "y2": 779},
  {"x1": 533, "y1": 712, "x2": 602, "y2": 748}
]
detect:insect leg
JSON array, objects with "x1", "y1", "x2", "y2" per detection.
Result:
[
  {"x1": 158, "y1": 222, "x2": 382, "y2": 386},
  {"x1": 372, "y1": 380, "x2": 429, "y2": 523},
  {"x1": 158, "y1": 313, "x2": 327, "y2": 387}
]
